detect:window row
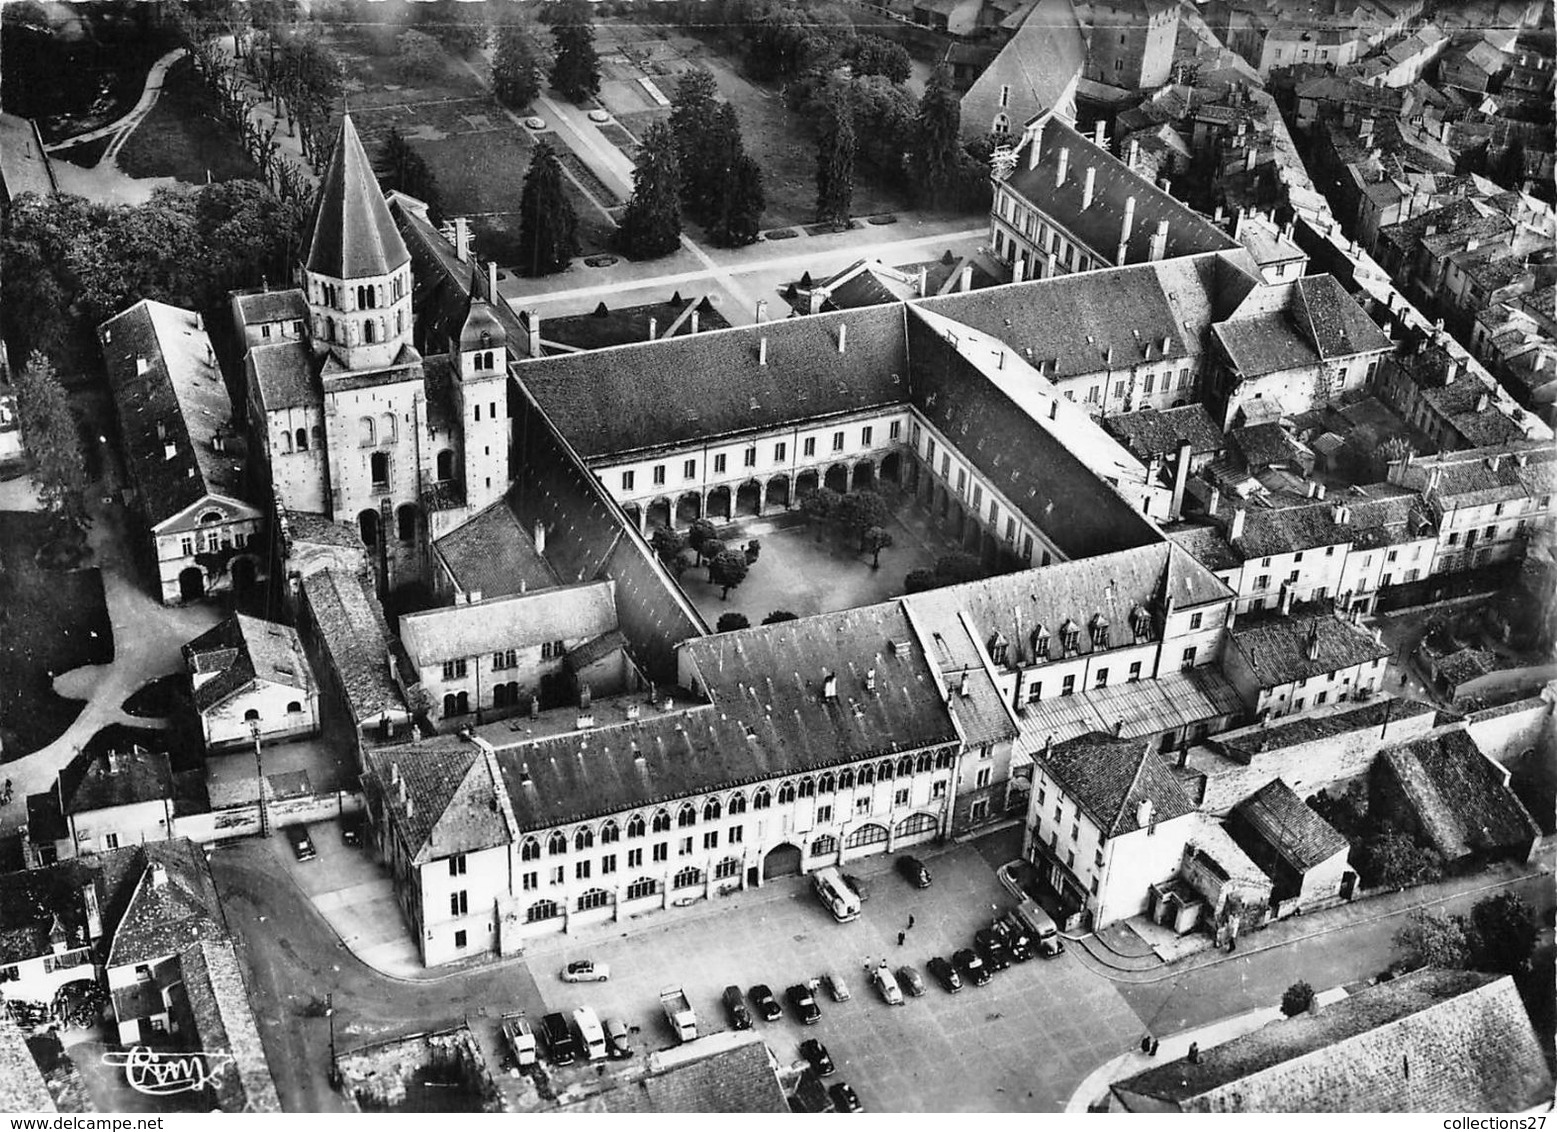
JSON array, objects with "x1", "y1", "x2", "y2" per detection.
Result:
[{"x1": 622, "y1": 423, "x2": 905, "y2": 491}]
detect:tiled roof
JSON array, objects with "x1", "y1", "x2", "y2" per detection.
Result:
[
  {"x1": 1040, "y1": 731, "x2": 1197, "y2": 837},
  {"x1": 1113, "y1": 968, "x2": 1553, "y2": 1112},
  {"x1": 1104, "y1": 405, "x2": 1227, "y2": 463},
  {"x1": 1218, "y1": 696, "x2": 1436, "y2": 757},
  {"x1": 1015, "y1": 665, "x2": 1244, "y2": 751},
  {"x1": 900, "y1": 598, "x2": 1019, "y2": 749},
  {"x1": 1167, "y1": 523, "x2": 1240, "y2": 573},
  {"x1": 105, "y1": 843, "x2": 224, "y2": 970},
  {"x1": 1229, "y1": 612, "x2": 1389, "y2": 686},
  {"x1": 1230, "y1": 422, "x2": 1312, "y2": 471},
  {"x1": 186, "y1": 614, "x2": 315, "y2": 711},
  {"x1": 565, "y1": 629, "x2": 628, "y2": 673},
  {"x1": 99, "y1": 300, "x2": 247, "y2": 526},
  {"x1": 281, "y1": 509, "x2": 364, "y2": 550},
  {"x1": 999, "y1": 116, "x2": 1239, "y2": 266},
  {"x1": 248, "y1": 337, "x2": 319, "y2": 412},
  {"x1": 0, "y1": 1015, "x2": 53, "y2": 1113},
  {"x1": 563, "y1": 1033, "x2": 788, "y2": 1113},
  {"x1": 1378, "y1": 728, "x2": 1540, "y2": 860},
  {"x1": 1418, "y1": 377, "x2": 1528, "y2": 447},
  {"x1": 233, "y1": 289, "x2": 307, "y2": 327},
  {"x1": 303, "y1": 115, "x2": 411, "y2": 280},
  {"x1": 299, "y1": 567, "x2": 402, "y2": 722},
  {"x1": 1292, "y1": 275, "x2": 1392, "y2": 360},
  {"x1": 399, "y1": 581, "x2": 616, "y2": 666},
  {"x1": 1215, "y1": 312, "x2": 1319, "y2": 378},
  {"x1": 1215, "y1": 486, "x2": 1430, "y2": 559},
  {"x1": 175, "y1": 939, "x2": 282, "y2": 1111},
  {"x1": 431, "y1": 500, "x2": 558, "y2": 599},
  {"x1": 1230, "y1": 777, "x2": 1349, "y2": 871},
  {"x1": 1390, "y1": 441, "x2": 1557, "y2": 509},
  {"x1": 58, "y1": 747, "x2": 173, "y2": 816},
  {"x1": 517, "y1": 305, "x2": 909, "y2": 460},
  {"x1": 365, "y1": 741, "x2": 510, "y2": 865}
]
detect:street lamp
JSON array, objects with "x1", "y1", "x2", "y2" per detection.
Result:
[
  {"x1": 249, "y1": 719, "x2": 269, "y2": 838},
  {"x1": 325, "y1": 992, "x2": 339, "y2": 1088}
]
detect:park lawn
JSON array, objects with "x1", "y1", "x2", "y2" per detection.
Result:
[
  {"x1": 328, "y1": 29, "x2": 492, "y2": 108},
  {"x1": 116, "y1": 58, "x2": 262, "y2": 184},
  {"x1": 0, "y1": 512, "x2": 112, "y2": 761}
]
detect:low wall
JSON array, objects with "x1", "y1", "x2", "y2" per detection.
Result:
[
  {"x1": 180, "y1": 791, "x2": 364, "y2": 844},
  {"x1": 1467, "y1": 695, "x2": 1554, "y2": 764}
]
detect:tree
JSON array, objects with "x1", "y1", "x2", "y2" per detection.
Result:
[
  {"x1": 669, "y1": 68, "x2": 720, "y2": 219},
  {"x1": 688, "y1": 517, "x2": 719, "y2": 563},
  {"x1": 1468, "y1": 892, "x2": 1539, "y2": 975},
  {"x1": 396, "y1": 29, "x2": 444, "y2": 80},
  {"x1": 14, "y1": 352, "x2": 89, "y2": 532},
  {"x1": 838, "y1": 489, "x2": 889, "y2": 547},
  {"x1": 1358, "y1": 828, "x2": 1442, "y2": 889},
  {"x1": 845, "y1": 35, "x2": 911, "y2": 83},
  {"x1": 619, "y1": 123, "x2": 683, "y2": 260},
  {"x1": 378, "y1": 127, "x2": 445, "y2": 225},
  {"x1": 517, "y1": 141, "x2": 579, "y2": 276},
  {"x1": 862, "y1": 526, "x2": 893, "y2": 568},
  {"x1": 415, "y1": 0, "x2": 489, "y2": 54},
  {"x1": 493, "y1": 22, "x2": 548, "y2": 109},
  {"x1": 709, "y1": 549, "x2": 749, "y2": 599},
  {"x1": 1280, "y1": 981, "x2": 1315, "y2": 1017},
  {"x1": 1393, "y1": 908, "x2": 1472, "y2": 973},
  {"x1": 799, "y1": 487, "x2": 841, "y2": 526},
  {"x1": 934, "y1": 552, "x2": 984, "y2": 585},
  {"x1": 702, "y1": 539, "x2": 728, "y2": 569},
  {"x1": 716, "y1": 612, "x2": 751, "y2": 632},
  {"x1": 763, "y1": 610, "x2": 799, "y2": 624},
  {"x1": 701, "y1": 104, "x2": 765, "y2": 247},
  {"x1": 904, "y1": 567, "x2": 938, "y2": 593},
  {"x1": 849, "y1": 75, "x2": 916, "y2": 175},
  {"x1": 548, "y1": 0, "x2": 600, "y2": 104},
  {"x1": 912, "y1": 65, "x2": 963, "y2": 207},
  {"x1": 815, "y1": 106, "x2": 855, "y2": 228},
  {"x1": 649, "y1": 526, "x2": 688, "y2": 575}
]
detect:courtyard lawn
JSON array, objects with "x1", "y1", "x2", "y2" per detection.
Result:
[
  {"x1": 0, "y1": 512, "x2": 112, "y2": 761},
  {"x1": 116, "y1": 57, "x2": 262, "y2": 183}
]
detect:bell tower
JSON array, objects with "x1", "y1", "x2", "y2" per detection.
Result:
[{"x1": 454, "y1": 260, "x2": 511, "y2": 513}]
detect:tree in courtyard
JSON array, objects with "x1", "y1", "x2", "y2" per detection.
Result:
[
  {"x1": 516, "y1": 141, "x2": 579, "y2": 276},
  {"x1": 716, "y1": 612, "x2": 751, "y2": 632},
  {"x1": 845, "y1": 35, "x2": 911, "y2": 83},
  {"x1": 618, "y1": 123, "x2": 683, "y2": 260},
  {"x1": 862, "y1": 526, "x2": 894, "y2": 568},
  {"x1": 548, "y1": 0, "x2": 601, "y2": 104},
  {"x1": 395, "y1": 29, "x2": 444, "y2": 81},
  {"x1": 799, "y1": 487, "x2": 842, "y2": 528},
  {"x1": 1279, "y1": 981, "x2": 1315, "y2": 1017},
  {"x1": 912, "y1": 64, "x2": 963, "y2": 207},
  {"x1": 848, "y1": 76, "x2": 916, "y2": 176},
  {"x1": 493, "y1": 21, "x2": 549, "y2": 109},
  {"x1": 688, "y1": 518, "x2": 719, "y2": 563},
  {"x1": 763, "y1": 610, "x2": 799, "y2": 624},
  {"x1": 814, "y1": 105, "x2": 856, "y2": 229},
  {"x1": 378, "y1": 127, "x2": 445, "y2": 225},
  {"x1": 1393, "y1": 907, "x2": 1472, "y2": 973},
  {"x1": 1468, "y1": 892, "x2": 1539, "y2": 975},
  {"x1": 838, "y1": 489, "x2": 890, "y2": 548},
  {"x1": 669, "y1": 68, "x2": 721, "y2": 220},
  {"x1": 14, "y1": 352, "x2": 89, "y2": 533},
  {"x1": 701, "y1": 539, "x2": 728, "y2": 569},
  {"x1": 650, "y1": 526, "x2": 688, "y2": 576},
  {"x1": 933, "y1": 552, "x2": 983, "y2": 585},
  {"x1": 1358, "y1": 827, "x2": 1442, "y2": 889},
  {"x1": 709, "y1": 549, "x2": 749, "y2": 599}
]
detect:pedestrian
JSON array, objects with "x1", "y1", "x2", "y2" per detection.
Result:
[
  {"x1": 1149, "y1": 1038, "x2": 1159, "y2": 1056},
  {"x1": 897, "y1": 931, "x2": 906, "y2": 946},
  {"x1": 1228, "y1": 934, "x2": 1237, "y2": 953},
  {"x1": 907, "y1": 914, "x2": 915, "y2": 930}
]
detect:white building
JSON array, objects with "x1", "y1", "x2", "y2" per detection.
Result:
[{"x1": 184, "y1": 614, "x2": 320, "y2": 752}]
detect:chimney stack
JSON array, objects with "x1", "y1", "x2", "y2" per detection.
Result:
[
  {"x1": 533, "y1": 520, "x2": 547, "y2": 557},
  {"x1": 150, "y1": 864, "x2": 167, "y2": 889},
  {"x1": 1306, "y1": 624, "x2": 1320, "y2": 662},
  {"x1": 1149, "y1": 220, "x2": 1169, "y2": 262},
  {"x1": 1127, "y1": 138, "x2": 1140, "y2": 169},
  {"x1": 822, "y1": 672, "x2": 838, "y2": 700},
  {"x1": 1207, "y1": 485, "x2": 1221, "y2": 517},
  {"x1": 758, "y1": 336, "x2": 768, "y2": 365},
  {"x1": 960, "y1": 265, "x2": 973, "y2": 292},
  {"x1": 1135, "y1": 798, "x2": 1154, "y2": 830},
  {"x1": 525, "y1": 310, "x2": 541, "y2": 356},
  {"x1": 837, "y1": 324, "x2": 847, "y2": 353},
  {"x1": 1093, "y1": 120, "x2": 1106, "y2": 147},
  {"x1": 1475, "y1": 390, "x2": 1489, "y2": 413},
  {"x1": 691, "y1": 309, "x2": 700, "y2": 334},
  {"x1": 136, "y1": 355, "x2": 150, "y2": 377},
  {"x1": 454, "y1": 216, "x2": 470, "y2": 263},
  {"x1": 1057, "y1": 147, "x2": 1070, "y2": 187},
  {"x1": 648, "y1": 316, "x2": 657, "y2": 340},
  {"x1": 755, "y1": 299, "x2": 768, "y2": 324},
  {"x1": 917, "y1": 266, "x2": 929, "y2": 296},
  {"x1": 1083, "y1": 166, "x2": 1097, "y2": 209},
  {"x1": 1121, "y1": 196, "x2": 1137, "y2": 246},
  {"x1": 1169, "y1": 439, "x2": 1193, "y2": 520},
  {"x1": 1229, "y1": 506, "x2": 1247, "y2": 542}
]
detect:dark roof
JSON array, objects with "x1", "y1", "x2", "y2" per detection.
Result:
[
  {"x1": 0, "y1": 1015, "x2": 53, "y2": 1113},
  {"x1": 1230, "y1": 777, "x2": 1349, "y2": 871},
  {"x1": 174, "y1": 938, "x2": 282, "y2": 1111},
  {"x1": 104, "y1": 842, "x2": 224, "y2": 969},
  {"x1": 186, "y1": 614, "x2": 315, "y2": 710},
  {"x1": 247, "y1": 337, "x2": 320, "y2": 412},
  {"x1": 399, "y1": 582, "x2": 616, "y2": 665},
  {"x1": 1167, "y1": 523, "x2": 1240, "y2": 572},
  {"x1": 1293, "y1": 275, "x2": 1392, "y2": 359},
  {"x1": 99, "y1": 300, "x2": 247, "y2": 526},
  {"x1": 1419, "y1": 377, "x2": 1528, "y2": 447},
  {"x1": 432, "y1": 499, "x2": 558, "y2": 599},
  {"x1": 1215, "y1": 312, "x2": 1319, "y2": 378},
  {"x1": 1217, "y1": 487, "x2": 1430, "y2": 559},
  {"x1": 58, "y1": 747, "x2": 174, "y2": 816},
  {"x1": 233, "y1": 289, "x2": 307, "y2": 326},
  {"x1": 516, "y1": 305, "x2": 909, "y2": 460},
  {"x1": 1041, "y1": 731, "x2": 1197, "y2": 837},
  {"x1": 303, "y1": 115, "x2": 411, "y2": 280},
  {"x1": 299, "y1": 567, "x2": 401, "y2": 722},
  {"x1": 1391, "y1": 441, "x2": 1557, "y2": 509},
  {"x1": 281, "y1": 509, "x2": 364, "y2": 550},
  {"x1": 364, "y1": 741, "x2": 510, "y2": 866},
  {"x1": 1378, "y1": 728, "x2": 1541, "y2": 860},
  {"x1": 1219, "y1": 696, "x2": 1436, "y2": 757},
  {"x1": 1103, "y1": 405, "x2": 1227, "y2": 462},
  {"x1": 1229, "y1": 613, "x2": 1389, "y2": 686},
  {"x1": 395, "y1": 202, "x2": 531, "y2": 359},
  {"x1": 565, "y1": 629, "x2": 628, "y2": 673},
  {"x1": 1113, "y1": 968, "x2": 1553, "y2": 1112},
  {"x1": 999, "y1": 116, "x2": 1239, "y2": 265},
  {"x1": 563, "y1": 1034, "x2": 788, "y2": 1113},
  {"x1": 1229, "y1": 422, "x2": 1311, "y2": 471}
]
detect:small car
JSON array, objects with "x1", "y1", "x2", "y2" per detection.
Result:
[
  {"x1": 723, "y1": 985, "x2": 753, "y2": 1030},
  {"x1": 749, "y1": 984, "x2": 782, "y2": 1022},
  {"x1": 603, "y1": 1016, "x2": 634, "y2": 1060},
  {"x1": 895, "y1": 855, "x2": 932, "y2": 888},
  {"x1": 786, "y1": 984, "x2": 821, "y2": 1025},
  {"x1": 895, "y1": 965, "x2": 926, "y2": 997},
  {"x1": 821, "y1": 971, "x2": 851, "y2": 1003},
  {"x1": 997, "y1": 922, "x2": 1035, "y2": 962},
  {"x1": 799, "y1": 1037, "x2": 835, "y2": 1077},
  {"x1": 926, "y1": 955, "x2": 962, "y2": 993},
  {"x1": 953, "y1": 948, "x2": 991, "y2": 987},
  {"x1": 870, "y1": 964, "x2": 904, "y2": 1005},
  {"x1": 829, "y1": 1082, "x2": 863, "y2": 1113},
  {"x1": 286, "y1": 826, "x2": 316, "y2": 862},
  {"x1": 340, "y1": 816, "x2": 363, "y2": 847},
  {"x1": 975, "y1": 929, "x2": 1012, "y2": 972},
  {"x1": 559, "y1": 959, "x2": 611, "y2": 983}
]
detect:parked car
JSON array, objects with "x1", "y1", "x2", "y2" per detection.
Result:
[
  {"x1": 603, "y1": 1017, "x2": 634, "y2": 1060},
  {"x1": 829, "y1": 1082, "x2": 863, "y2": 1113},
  {"x1": 821, "y1": 971, "x2": 851, "y2": 1002},
  {"x1": 974, "y1": 929, "x2": 1012, "y2": 972},
  {"x1": 953, "y1": 948, "x2": 990, "y2": 987},
  {"x1": 749, "y1": 984, "x2": 782, "y2": 1022},
  {"x1": 895, "y1": 855, "x2": 931, "y2": 888},
  {"x1": 560, "y1": 959, "x2": 610, "y2": 983},
  {"x1": 286, "y1": 826, "x2": 316, "y2": 862},
  {"x1": 895, "y1": 965, "x2": 926, "y2": 997},
  {"x1": 723, "y1": 985, "x2": 752, "y2": 1030},
  {"x1": 541, "y1": 1012, "x2": 577, "y2": 1065},
  {"x1": 340, "y1": 816, "x2": 363, "y2": 847},
  {"x1": 870, "y1": 964, "x2": 904, "y2": 1005},
  {"x1": 993, "y1": 916, "x2": 1035, "y2": 962},
  {"x1": 926, "y1": 956, "x2": 962, "y2": 993},
  {"x1": 799, "y1": 1037, "x2": 835, "y2": 1077},
  {"x1": 786, "y1": 984, "x2": 822, "y2": 1025}
]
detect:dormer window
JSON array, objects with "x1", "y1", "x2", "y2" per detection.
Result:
[
  {"x1": 1130, "y1": 605, "x2": 1152, "y2": 641},
  {"x1": 1090, "y1": 615, "x2": 1110, "y2": 650},
  {"x1": 1031, "y1": 626, "x2": 1050, "y2": 661},
  {"x1": 1060, "y1": 620, "x2": 1081, "y2": 656},
  {"x1": 988, "y1": 632, "x2": 1009, "y2": 666}
]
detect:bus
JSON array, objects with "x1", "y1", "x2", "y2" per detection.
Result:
[{"x1": 811, "y1": 866, "x2": 862, "y2": 923}]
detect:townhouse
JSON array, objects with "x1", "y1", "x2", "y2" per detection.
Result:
[
  {"x1": 1222, "y1": 611, "x2": 1391, "y2": 719},
  {"x1": 184, "y1": 614, "x2": 321, "y2": 752}
]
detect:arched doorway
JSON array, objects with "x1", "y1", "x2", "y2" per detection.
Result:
[
  {"x1": 795, "y1": 469, "x2": 819, "y2": 499},
  {"x1": 358, "y1": 508, "x2": 380, "y2": 546},
  {"x1": 736, "y1": 480, "x2": 761, "y2": 516},
  {"x1": 936, "y1": 486, "x2": 949, "y2": 519},
  {"x1": 766, "y1": 475, "x2": 790, "y2": 509},
  {"x1": 231, "y1": 555, "x2": 258, "y2": 595},
  {"x1": 824, "y1": 464, "x2": 848, "y2": 494},
  {"x1": 980, "y1": 530, "x2": 999, "y2": 569},
  {"x1": 178, "y1": 566, "x2": 205, "y2": 602},
  {"x1": 646, "y1": 498, "x2": 672, "y2": 530},
  {"x1": 852, "y1": 461, "x2": 875, "y2": 491},
  {"x1": 880, "y1": 451, "x2": 902, "y2": 484},
  {"x1": 436, "y1": 449, "x2": 455, "y2": 481},
  {"x1": 706, "y1": 485, "x2": 732, "y2": 520},
  {"x1": 951, "y1": 503, "x2": 964, "y2": 537},
  {"x1": 676, "y1": 492, "x2": 701, "y2": 525},
  {"x1": 763, "y1": 843, "x2": 802, "y2": 879}
]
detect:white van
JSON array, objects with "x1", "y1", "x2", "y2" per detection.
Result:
[
  {"x1": 811, "y1": 867, "x2": 862, "y2": 923},
  {"x1": 1014, "y1": 898, "x2": 1065, "y2": 956},
  {"x1": 572, "y1": 1006, "x2": 607, "y2": 1062}
]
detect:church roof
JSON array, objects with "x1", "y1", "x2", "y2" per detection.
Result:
[{"x1": 304, "y1": 115, "x2": 411, "y2": 280}]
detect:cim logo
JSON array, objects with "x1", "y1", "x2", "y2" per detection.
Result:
[{"x1": 102, "y1": 1047, "x2": 235, "y2": 1096}]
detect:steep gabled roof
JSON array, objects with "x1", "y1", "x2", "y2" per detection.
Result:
[
  {"x1": 58, "y1": 747, "x2": 174, "y2": 817},
  {"x1": 105, "y1": 845, "x2": 224, "y2": 970},
  {"x1": 304, "y1": 115, "x2": 411, "y2": 280},
  {"x1": 399, "y1": 581, "x2": 617, "y2": 666},
  {"x1": 1041, "y1": 731, "x2": 1196, "y2": 837},
  {"x1": 1230, "y1": 777, "x2": 1349, "y2": 872},
  {"x1": 1377, "y1": 728, "x2": 1540, "y2": 861}
]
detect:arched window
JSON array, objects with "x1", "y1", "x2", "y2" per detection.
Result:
[
  {"x1": 817, "y1": 773, "x2": 836, "y2": 794},
  {"x1": 244, "y1": 708, "x2": 260, "y2": 722},
  {"x1": 859, "y1": 764, "x2": 875, "y2": 786},
  {"x1": 838, "y1": 769, "x2": 855, "y2": 790},
  {"x1": 455, "y1": 690, "x2": 468, "y2": 715},
  {"x1": 371, "y1": 451, "x2": 390, "y2": 487},
  {"x1": 281, "y1": 431, "x2": 293, "y2": 454},
  {"x1": 844, "y1": 824, "x2": 888, "y2": 850},
  {"x1": 752, "y1": 787, "x2": 772, "y2": 810},
  {"x1": 672, "y1": 866, "x2": 703, "y2": 890},
  {"x1": 810, "y1": 834, "x2": 838, "y2": 856},
  {"x1": 363, "y1": 319, "x2": 376, "y2": 344},
  {"x1": 574, "y1": 828, "x2": 594, "y2": 852},
  {"x1": 898, "y1": 756, "x2": 915, "y2": 777},
  {"x1": 714, "y1": 857, "x2": 741, "y2": 880},
  {"x1": 577, "y1": 888, "x2": 611, "y2": 911},
  {"x1": 359, "y1": 416, "x2": 375, "y2": 447},
  {"x1": 878, "y1": 759, "x2": 894, "y2": 781},
  {"x1": 359, "y1": 508, "x2": 379, "y2": 546},
  {"x1": 526, "y1": 899, "x2": 560, "y2": 923},
  {"x1": 992, "y1": 112, "x2": 1011, "y2": 137},
  {"x1": 443, "y1": 692, "x2": 458, "y2": 716},
  {"x1": 493, "y1": 683, "x2": 512, "y2": 709},
  {"x1": 311, "y1": 425, "x2": 324, "y2": 449},
  {"x1": 776, "y1": 781, "x2": 796, "y2": 805},
  {"x1": 678, "y1": 803, "x2": 697, "y2": 828},
  {"x1": 356, "y1": 285, "x2": 367, "y2": 309},
  {"x1": 520, "y1": 837, "x2": 541, "y2": 861},
  {"x1": 627, "y1": 814, "x2": 646, "y2": 838},
  {"x1": 935, "y1": 750, "x2": 956, "y2": 770},
  {"x1": 436, "y1": 449, "x2": 455, "y2": 482},
  {"x1": 727, "y1": 792, "x2": 747, "y2": 815},
  {"x1": 286, "y1": 701, "x2": 302, "y2": 713},
  {"x1": 380, "y1": 413, "x2": 396, "y2": 444},
  {"x1": 625, "y1": 877, "x2": 659, "y2": 901},
  {"x1": 915, "y1": 753, "x2": 932, "y2": 773},
  {"x1": 295, "y1": 427, "x2": 309, "y2": 451},
  {"x1": 797, "y1": 777, "x2": 815, "y2": 798},
  {"x1": 652, "y1": 809, "x2": 671, "y2": 833},
  {"x1": 600, "y1": 820, "x2": 620, "y2": 844},
  {"x1": 547, "y1": 830, "x2": 568, "y2": 855},
  {"x1": 702, "y1": 798, "x2": 721, "y2": 822}
]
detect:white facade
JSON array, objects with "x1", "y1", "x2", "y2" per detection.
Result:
[
  {"x1": 197, "y1": 678, "x2": 319, "y2": 753},
  {"x1": 152, "y1": 495, "x2": 265, "y2": 605}
]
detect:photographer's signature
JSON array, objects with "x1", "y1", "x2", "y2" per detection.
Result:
[{"x1": 102, "y1": 1046, "x2": 235, "y2": 1096}]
